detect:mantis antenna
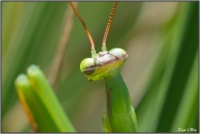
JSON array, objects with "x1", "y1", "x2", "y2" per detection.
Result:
[
  {"x1": 102, "y1": 2, "x2": 118, "y2": 51},
  {"x1": 69, "y1": 2, "x2": 96, "y2": 52}
]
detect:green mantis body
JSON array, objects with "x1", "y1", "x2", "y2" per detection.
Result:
[
  {"x1": 80, "y1": 48, "x2": 138, "y2": 132},
  {"x1": 69, "y1": 2, "x2": 138, "y2": 132},
  {"x1": 103, "y1": 69, "x2": 137, "y2": 132}
]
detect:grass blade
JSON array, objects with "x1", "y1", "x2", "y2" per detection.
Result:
[{"x1": 15, "y1": 65, "x2": 76, "y2": 132}]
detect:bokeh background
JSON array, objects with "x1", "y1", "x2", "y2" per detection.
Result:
[{"x1": 2, "y1": 2, "x2": 199, "y2": 132}]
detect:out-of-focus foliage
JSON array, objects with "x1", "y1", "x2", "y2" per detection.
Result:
[
  {"x1": 2, "y1": 2, "x2": 199, "y2": 132},
  {"x1": 15, "y1": 65, "x2": 75, "y2": 132}
]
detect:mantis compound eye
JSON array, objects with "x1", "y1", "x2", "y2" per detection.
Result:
[
  {"x1": 80, "y1": 58, "x2": 96, "y2": 75},
  {"x1": 109, "y1": 48, "x2": 128, "y2": 61}
]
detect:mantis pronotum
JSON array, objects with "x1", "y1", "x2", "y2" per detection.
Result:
[{"x1": 69, "y1": 2, "x2": 137, "y2": 132}]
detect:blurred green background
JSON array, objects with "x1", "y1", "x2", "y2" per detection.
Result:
[{"x1": 2, "y1": 2, "x2": 199, "y2": 132}]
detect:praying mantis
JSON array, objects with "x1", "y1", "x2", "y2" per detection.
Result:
[{"x1": 69, "y1": 2, "x2": 138, "y2": 132}]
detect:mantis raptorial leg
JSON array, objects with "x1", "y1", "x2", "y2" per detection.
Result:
[{"x1": 69, "y1": 2, "x2": 138, "y2": 132}]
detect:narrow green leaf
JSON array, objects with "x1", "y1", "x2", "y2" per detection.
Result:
[
  {"x1": 15, "y1": 65, "x2": 75, "y2": 132},
  {"x1": 156, "y1": 2, "x2": 198, "y2": 131},
  {"x1": 171, "y1": 54, "x2": 198, "y2": 132},
  {"x1": 136, "y1": 2, "x2": 198, "y2": 132}
]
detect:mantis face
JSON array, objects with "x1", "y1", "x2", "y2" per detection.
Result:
[{"x1": 80, "y1": 48, "x2": 128, "y2": 81}]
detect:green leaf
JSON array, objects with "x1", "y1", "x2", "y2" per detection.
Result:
[
  {"x1": 136, "y1": 2, "x2": 198, "y2": 132},
  {"x1": 15, "y1": 65, "x2": 75, "y2": 132}
]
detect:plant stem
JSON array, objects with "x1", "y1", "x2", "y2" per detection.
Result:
[{"x1": 48, "y1": 2, "x2": 78, "y2": 89}]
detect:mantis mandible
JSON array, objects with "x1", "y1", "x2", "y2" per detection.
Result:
[{"x1": 69, "y1": 2, "x2": 137, "y2": 132}]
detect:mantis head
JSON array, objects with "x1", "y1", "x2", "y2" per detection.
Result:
[
  {"x1": 69, "y1": 2, "x2": 126, "y2": 81},
  {"x1": 80, "y1": 48, "x2": 128, "y2": 81}
]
